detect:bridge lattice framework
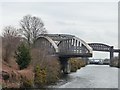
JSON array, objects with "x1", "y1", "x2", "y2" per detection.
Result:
[{"x1": 88, "y1": 43, "x2": 120, "y2": 60}]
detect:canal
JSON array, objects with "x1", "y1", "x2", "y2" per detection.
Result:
[{"x1": 49, "y1": 65, "x2": 118, "y2": 88}]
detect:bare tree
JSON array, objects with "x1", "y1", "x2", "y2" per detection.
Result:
[
  {"x1": 2, "y1": 26, "x2": 21, "y2": 62},
  {"x1": 19, "y1": 15, "x2": 47, "y2": 46}
]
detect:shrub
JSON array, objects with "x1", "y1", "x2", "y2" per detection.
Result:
[
  {"x1": 2, "y1": 83, "x2": 6, "y2": 88},
  {"x1": 31, "y1": 48, "x2": 61, "y2": 85},
  {"x1": 15, "y1": 43, "x2": 31, "y2": 70},
  {"x1": 69, "y1": 59, "x2": 78, "y2": 72},
  {"x1": 80, "y1": 60, "x2": 86, "y2": 67},
  {"x1": 20, "y1": 77, "x2": 33, "y2": 88},
  {"x1": 34, "y1": 65, "x2": 47, "y2": 87},
  {"x1": 77, "y1": 61, "x2": 81, "y2": 69},
  {"x1": 69, "y1": 58, "x2": 87, "y2": 72},
  {"x1": 45, "y1": 58, "x2": 60, "y2": 84}
]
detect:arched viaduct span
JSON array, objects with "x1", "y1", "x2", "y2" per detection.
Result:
[
  {"x1": 34, "y1": 34, "x2": 93, "y2": 58},
  {"x1": 34, "y1": 34, "x2": 93, "y2": 74}
]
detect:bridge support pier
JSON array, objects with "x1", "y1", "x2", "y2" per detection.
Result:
[
  {"x1": 59, "y1": 57, "x2": 71, "y2": 74},
  {"x1": 118, "y1": 51, "x2": 120, "y2": 68},
  {"x1": 110, "y1": 46, "x2": 114, "y2": 66}
]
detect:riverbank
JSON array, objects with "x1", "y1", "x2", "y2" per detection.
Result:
[{"x1": 1, "y1": 58, "x2": 87, "y2": 89}]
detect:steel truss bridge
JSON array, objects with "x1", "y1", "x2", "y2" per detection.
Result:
[{"x1": 34, "y1": 34, "x2": 120, "y2": 73}]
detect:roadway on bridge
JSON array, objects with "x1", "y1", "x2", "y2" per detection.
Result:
[{"x1": 52, "y1": 65, "x2": 118, "y2": 88}]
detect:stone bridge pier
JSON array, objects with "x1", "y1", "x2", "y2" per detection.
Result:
[
  {"x1": 110, "y1": 46, "x2": 114, "y2": 65},
  {"x1": 110, "y1": 46, "x2": 114, "y2": 60},
  {"x1": 59, "y1": 57, "x2": 71, "y2": 74}
]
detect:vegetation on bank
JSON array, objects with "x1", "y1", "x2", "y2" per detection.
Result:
[
  {"x1": 69, "y1": 58, "x2": 86, "y2": 72},
  {"x1": 1, "y1": 15, "x2": 87, "y2": 88},
  {"x1": 15, "y1": 43, "x2": 31, "y2": 70},
  {"x1": 110, "y1": 57, "x2": 119, "y2": 67}
]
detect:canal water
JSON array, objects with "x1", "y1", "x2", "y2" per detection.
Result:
[{"x1": 48, "y1": 65, "x2": 118, "y2": 88}]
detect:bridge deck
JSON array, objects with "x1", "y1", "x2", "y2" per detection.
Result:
[{"x1": 56, "y1": 53, "x2": 92, "y2": 58}]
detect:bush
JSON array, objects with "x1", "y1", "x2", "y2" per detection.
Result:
[
  {"x1": 15, "y1": 43, "x2": 31, "y2": 70},
  {"x1": 45, "y1": 58, "x2": 60, "y2": 84},
  {"x1": 69, "y1": 59, "x2": 78, "y2": 72},
  {"x1": 34, "y1": 65, "x2": 47, "y2": 87},
  {"x1": 31, "y1": 48, "x2": 61, "y2": 85},
  {"x1": 21, "y1": 77, "x2": 34, "y2": 88},
  {"x1": 69, "y1": 58, "x2": 86, "y2": 72},
  {"x1": 77, "y1": 61, "x2": 81, "y2": 69}
]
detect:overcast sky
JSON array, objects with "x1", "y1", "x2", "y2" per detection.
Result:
[{"x1": 0, "y1": 1, "x2": 119, "y2": 59}]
